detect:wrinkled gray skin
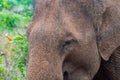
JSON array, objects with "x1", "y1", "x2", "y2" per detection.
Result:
[{"x1": 26, "y1": 0, "x2": 120, "y2": 80}]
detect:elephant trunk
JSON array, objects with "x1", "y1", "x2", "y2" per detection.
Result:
[{"x1": 26, "y1": 49, "x2": 63, "y2": 80}]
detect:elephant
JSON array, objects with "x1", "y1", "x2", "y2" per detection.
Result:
[{"x1": 26, "y1": 0, "x2": 120, "y2": 80}]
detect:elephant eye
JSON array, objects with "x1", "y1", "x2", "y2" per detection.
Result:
[
  {"x1": 62, "y1": 40, "x2": 72, "y2": 48},
  {"x1": 61, "y1": 39, "x2": 76, "y2": 52}
]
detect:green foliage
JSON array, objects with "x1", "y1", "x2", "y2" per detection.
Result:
[
  {"x1": 0, "y1": 0, "x2": 12, "y2": 9},
  {"x1": 0, "y1": 11, "x2": 31, "y2": 31},
  {"x1": 0, "y1": 0, "x2": 33, "y2": 80},
  {"x1": 0, "y1": 0, "x2": 33, "y2": 31},
  {"x1": 0, "y1": 56, "x2": 6, "y2": 80},
  {"x1": 3, "y1": 0, "x2": 12, "y2": 9},
  {"x1": 0, "y1": 12, "x2": 20, "y2": 30},
  {"x1": 13, "y1": 33, "x2": 28, "y2": 77}
]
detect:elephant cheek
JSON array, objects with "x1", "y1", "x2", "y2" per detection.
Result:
[{"x1": 26, "y1": 52, "x2": 63, "y2": 80}]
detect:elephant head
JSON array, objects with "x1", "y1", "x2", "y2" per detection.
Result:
[{"x1": 26, "y1": 0, "x2": 120, "y2": 80}]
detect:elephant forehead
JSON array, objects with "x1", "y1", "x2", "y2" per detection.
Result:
[
  {"x1": 29, "y1": 8, "x2": 95, "y2": 47},
  {"x1": 29, "y1": 20, "x2": 95, "y2": 46}
]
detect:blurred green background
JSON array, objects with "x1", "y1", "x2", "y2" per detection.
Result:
[{"x1": 0, "y1": 0, "x2": 33, "y2": 80}]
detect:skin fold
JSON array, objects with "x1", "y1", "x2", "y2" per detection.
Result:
[{"x1": 26, "y1": 0, "x2": 120, "y2": 80}]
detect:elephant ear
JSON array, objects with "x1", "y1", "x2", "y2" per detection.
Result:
[
  {"x1": 97, "y1": 5, "x2": 120, "y2": 61},
  {"x1": 85, "y1": 0, "x2": 117, "y2": 61}
]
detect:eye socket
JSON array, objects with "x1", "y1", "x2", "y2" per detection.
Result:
[
  {"x1": 61, "y1": 39, "x2": 76, "y2": 51},
  {"x1": 62, "y1": 40, "x2": 72, "y2": 48}
]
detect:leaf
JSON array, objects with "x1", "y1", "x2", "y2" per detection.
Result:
[
  {"x1": 18, "y1": 33, "x2": 25, "y2": 38},
  {"x1": 14, "y1": 37, "x2": 23, "y2": 41}
]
